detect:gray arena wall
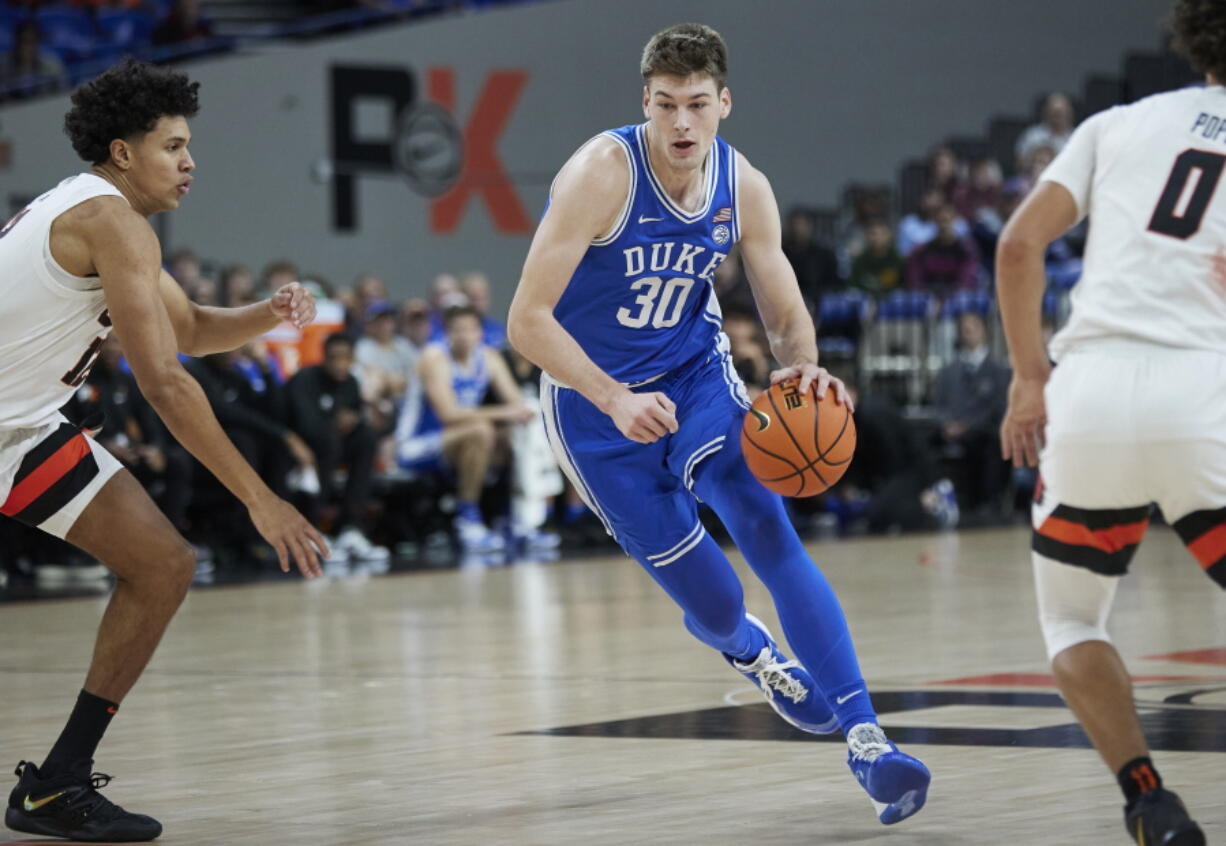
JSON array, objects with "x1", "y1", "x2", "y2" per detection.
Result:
[{"x1": 0, "y1": 0, "x2": 1174, "y2": 308}]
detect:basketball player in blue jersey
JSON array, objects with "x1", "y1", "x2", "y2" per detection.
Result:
[
  {"x1": 508, "y1": 23, "x2": 930, "y2": 825},
  {"x1": 395, "y1": 305, "x2": 533, "y2": 551}
]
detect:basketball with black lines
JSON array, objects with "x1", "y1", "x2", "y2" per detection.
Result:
[{"x1": 740, "y1": 379, "x2": 856, "y2": 497}]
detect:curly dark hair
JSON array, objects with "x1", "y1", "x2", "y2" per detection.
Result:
[
  {"x1": 63, "y1": 59, "x2": 200, "y2": 165},
  {"x1": 1170, "y1": 0, "x2": 1226, "y2": 82},
  {"x1": 641, "y1": 23, "x2": 728, "y2": 90}
]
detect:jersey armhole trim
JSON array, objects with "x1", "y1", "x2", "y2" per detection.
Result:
[
  {"x1": 39, "y1": 188, "x2": 126, "y2": 299},
  {"x1": 730, "y1": 145, "x2": 742, "y2": 243},
  {"x1": 591, "y1": 131, "x2": 636, "y2": 246}
]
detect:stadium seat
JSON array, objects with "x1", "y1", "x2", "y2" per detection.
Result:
[
  {"x1": 940, "y1": 290, "x2": 992, "y2": 319},
  {"x1": 96, "y1": 9, "x2": 155, "y2": 52},
  {"x1": 35, "y1": 5, "x2": 96, "y2": 62},
  {"x1": 0, "y1": 7, "x2": 28, "y2": 54},
  {"x1": 861, "y1": 290, "x2": 934, "y2": 406}
]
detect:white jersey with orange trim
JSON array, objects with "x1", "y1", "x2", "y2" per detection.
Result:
[
  {"x1": 1043, "y1": 84, "x2": 1226, "y2": 360},
  {"x1": 0, "y1": 173, "x2": 124, "y2": 429}
]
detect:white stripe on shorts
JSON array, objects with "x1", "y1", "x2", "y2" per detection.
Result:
[
  {"x1": 539, "y1": 379, "x2": 616, "y2": 539},
  {"x1": 646, "y1": 518, "x2": 706, "y2": 567}
]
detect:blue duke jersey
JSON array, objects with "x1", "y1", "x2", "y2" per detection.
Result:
[
  {"x1": 553, "y1": 124, "x2": 741, "y2": 384},
  {"x1": 541, "y1": 125, "x2": 756, "y2": 562},
  {"x1": 394, "y1": 343, "x2": 489, "y2": 465}
]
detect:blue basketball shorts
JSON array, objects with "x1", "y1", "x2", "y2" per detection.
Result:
[{"x1": 540, "y1": 341, "x2": 750, "y2": 564}]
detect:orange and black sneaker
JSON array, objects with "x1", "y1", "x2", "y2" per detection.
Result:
[
  {"x1": 5, "y1": 760, "x2": 162, "y2": 842},
  {"x1": 1124, "y1": 788, "x2": 1205, "y2": 846}
]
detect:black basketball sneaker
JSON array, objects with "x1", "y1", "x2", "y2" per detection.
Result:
[
  {"x1": 6, "y1": 760, "x2": 162, "y2": 842},
  {"x1": 1124, "y1": 789, "x2": 1205, "y2": 846}
]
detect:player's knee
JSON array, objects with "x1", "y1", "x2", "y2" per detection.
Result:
[
  {"x1": 126, "y1": 534, "x2": 194, "y2": 598},
  {"x1": 1038, "y1": 612, "x2": 1111, "y2": 662}
]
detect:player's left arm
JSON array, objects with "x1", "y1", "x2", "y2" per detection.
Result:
[
  {"x1": 735, "y1": 153, "x2": 850, "y2": 407},
  {"x1": 157, "y1": 270, "x2": 316, "y2": 356}
]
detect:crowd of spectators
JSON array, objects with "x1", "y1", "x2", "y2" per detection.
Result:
[
  {"x1": 718, "y1": 91, "x2": 1086, "y2": 530},
  {"x1": 0, "y1": 90, "x2": 1088, "y2": 590}
]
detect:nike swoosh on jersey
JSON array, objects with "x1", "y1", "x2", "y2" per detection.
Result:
[
  {"x1": 835, "y1": 689, "x2": 864, "y2": 705},
  {"x1": 638, "y1": 215, "x2": 664, "y2": 223},
  {"x1": 24, "y1": 791, "x2": 67, "y2": 812}
]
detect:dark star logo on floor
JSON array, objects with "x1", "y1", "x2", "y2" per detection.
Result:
[{"x1": 516, "y1": 689, "x2": 1226, "y2": 753}]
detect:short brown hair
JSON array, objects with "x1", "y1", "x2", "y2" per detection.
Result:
[
  {"x1": 1170, "y1": 0, "x2": 1226, "y2": 82},
  {"x1": 641, "y1": 23, "x2": 728, "y2": 91}
]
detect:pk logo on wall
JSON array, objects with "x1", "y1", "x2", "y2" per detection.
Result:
[{"x1": 329, "y1": 64, "x2": 531, "y2": 235}]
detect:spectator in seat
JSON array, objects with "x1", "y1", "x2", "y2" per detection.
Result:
[
  {"x1": 286, "y1": 332, "x2": 389, "y2": 566},
  {"x1": 355, "y1": 300, "x2": 417, "y2": 432},
  {"x1": 167, "y1": 246, "x2": 202, "y2": 291},
  {"x1": 0, "y1": 21, "x2": 67, "y2": 98},
  {"x1": 461, "y1": 271, "x2": 508, "y2": 349},
  {"x1": 849, "y1": 218, "x2": 904, "y2": 297},
  {"x1": 347, "y1": 272, "x2": 388, "y2": 332},
  {"x1": 400, "y1": 298, "x2": 433, "y2": 352},
  {"x1": 782, "y1": 206, "x2": 842, "y2": 315},
  {"x1": 931, "y1": 312, "x2": 1011, "y2": 516},
  {"x1": 426, "y1": 273, "x2": 466, "y2": 341},
  {"x1": 66, "y1": 338, "x2": 193, "y2": 538},
  {"x1": 394, "y1": 306, "x2": 533, "y2": 553},
  {"x1": 906, "y1": 203, "x2": 981, "y2": 298},
  {"x1": 897, "y1": 187, "x2": 970, "y2": 257},
  {"x1": 927, "y1": 145, "x2": 965, "y2": 206},
  {"x1": 954, "y1": 158, "x2": 1003, "y2": 222},
  {"x1": 1015, "y1": 91, "x2": 1074, "y2": 163},
  {"x1": 220, "y1": 264, "x2": 257, "y2": 307},
  {"x1": 1020, "y1": 141, "x2": 1059, "y2": 185},
  {"x1": 152, "y1": 0, "x2": 213, "y2": 45},
  {"x1": 185, "y1": 349, "x2": 307, "y2": 500}
]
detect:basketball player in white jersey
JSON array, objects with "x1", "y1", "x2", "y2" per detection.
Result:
[
  {"x1": 998, "y1": 2, "x2": 1223, "y2": 842},
  {"x1": 1, "y1": 60, "x2": 328, "y2": 842}
]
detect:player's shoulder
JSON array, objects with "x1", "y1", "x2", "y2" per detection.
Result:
[
  {"x1": 730, "y1": 149, "x2": 772, "y2": 211},
  {"x1": 58, "y1": 193, "x2": 149, "y2": 239},
  {"x1": 1092, "y1": 86, "x2": 1204, "y2": 128},
  {"x1": 551, "y1": 132, "x2": 631, "y2": 203}
]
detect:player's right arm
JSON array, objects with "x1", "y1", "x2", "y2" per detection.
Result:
[
  {"x1": 507, "y1": 138, "x2": 677, "y2": 443},
  {"x1": 998, "y1": 111, "x2": 1103, "y2": 468},
  {"x1": 76, "y1": 199, "x2": 327, "y2": 576},
  {"x1": 996, "y1": 182, "x2": 1080, "y2": 468}
]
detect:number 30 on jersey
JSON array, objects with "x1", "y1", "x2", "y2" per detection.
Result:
[{"x1": 616, "y1": 276, "x2": 695, "y2": 329}]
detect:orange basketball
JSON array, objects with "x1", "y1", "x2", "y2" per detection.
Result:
[{"x1": 740, "y1": 379, "x2": 856, "y2": 497}]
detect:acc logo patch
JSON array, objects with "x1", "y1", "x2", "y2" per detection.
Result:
[{"x1": 712, "y1": 224, "x2": 731, "y2": 245}]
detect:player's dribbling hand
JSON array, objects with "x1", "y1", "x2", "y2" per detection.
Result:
[
  {"x1": 269, "y1": 281, "x2": 318, "y2": 329},
  {"x1": 248, "y1": 494, "x2": 330, "y2": 579},
  {"x1": 1000, "y1": 374, "x2": 1049, "y2": 468},
  {"x1": 607, "y1": 389, "x2": 679, "y2": 444},
  {"x1": 771, "y1": 363, "x2": 854, "y2": 412}
]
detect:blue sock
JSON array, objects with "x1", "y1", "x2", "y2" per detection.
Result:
[
  {"x1": 563, "y1": 502, "x2": 588, "y2": 524},
  {"x1": 457, "y1": 501, "x2": 482, "y2": 523},
  {"x1": 694, "y1": 445, "x2": 879, "y2": 732}
]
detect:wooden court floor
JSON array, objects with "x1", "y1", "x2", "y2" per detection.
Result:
[{"x1": 2, "y1": 525, "x2": 1224, "y2": 845}]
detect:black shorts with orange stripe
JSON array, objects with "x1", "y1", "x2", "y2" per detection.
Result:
[
  {"x1": 1032, "y1": 503, "x2": 1153, "y2": 577},
  {"x1": 1171, "y1": 508, "x2": 1226, "y2": 588},
  {"x1": 0, "y1": 422, "x2": 100, "y2": 528}
]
